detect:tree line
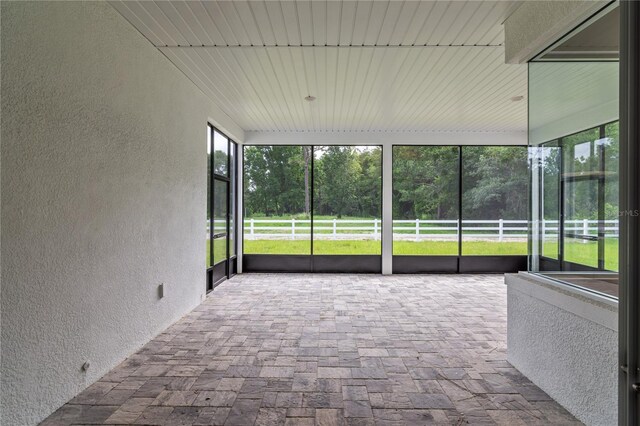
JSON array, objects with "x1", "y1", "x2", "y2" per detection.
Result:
[
  {"x1": 243, "y1": 145, "x2": 530, "y2": 220},
  {"x1": 393, "y1": 146, "x2": 528, "y2": 220},
  {"x1": 243, "y1": 146, "x2": 381, "y2": 218}
]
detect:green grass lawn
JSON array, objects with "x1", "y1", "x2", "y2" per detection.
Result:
[
  {"x1": 240, "y1": 238, "x2": 620, "y2": 271},
  {"x1": 211, "y1": 214, "x2": 620, "y2": 271},
  {"x1": 206, "y1": 238, "x2": 229, "y2": 266},
  {"x1": 563, "y1": 239, "x2": 619, "y2": 271},
  {"x1": 243, "y1": 239, "x2": 378, "y2": 255},
  {"x1": 242, "y1": 239, "x2": 526, "y2": 256}
]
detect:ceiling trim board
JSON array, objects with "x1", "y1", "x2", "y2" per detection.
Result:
[{"x1": 244, "y1": 130, "x2": 527, "y2": 146}]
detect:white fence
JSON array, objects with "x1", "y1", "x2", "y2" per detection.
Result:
[
  {"x1": 235, "y1": 219, "x2": 620, "y2": 241},
  {"x1": 243, "y1": 219, "x2": 381, "y2": 240},
  {"x1": 539, "y1": 219, "x2": 619, "y2": 239}
]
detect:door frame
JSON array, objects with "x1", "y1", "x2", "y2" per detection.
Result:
[
  {"x1": 207, "y1": 125, "x2": 238, "y2": 292},
  {"x1": 618, "y1": 0, "x2": 639, "y2": 422}
]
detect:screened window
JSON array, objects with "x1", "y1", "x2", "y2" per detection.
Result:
[
  {"x1": 243, "y1": 146, "x2": 311, "y2": 255},
  {"x1": 243, "y1": 145, "x2": 381, "y2": 256},
  {"x1": 207, "y1": 125, "x2": 237, "y2": 289},
  {"x1": 213, "y1": 179, "x2": 228, "y2": 265},
  {"x1": 392, "y1": 146, "x2": 459, "y2": 255},
  {"x1": 229, "y1": 143, "x2": 237, "y2": 258},
  {"x1": 213, "y1": 130, "x2": 229, "y2": 176},
  {"x1": 206, "y1": 128, "x2": 212, "y2": 268},
  {"x1": 461, "y1": 146, "x2": 529, "y2": 255},
  {"x1": 313, "y1": 146, "x2": 381, "y2": 255}
]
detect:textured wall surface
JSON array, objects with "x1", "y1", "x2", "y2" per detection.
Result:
[
  {"x1": 0, "y1": 2, "x2": 241, "y2": 424},
  {"x1": 504, "y1": 0, "x2": 609, "y2": 64},
  {"x1": 506, "y1": 274, "x2": 618, "y2": 426}
]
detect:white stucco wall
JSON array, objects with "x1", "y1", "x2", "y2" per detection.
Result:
[
  {"x1": 1, "y1": 4, "x2": 3, "y2": 423},
  {"x1": 506, "y1": 273, "x2": 618, "y2": 426},
  {"x1": 0, "y1": 2, "x2": 242, "y2": 424},
  {"x1": 504, "y1": 0, "x2": 609, "y2": 64}
]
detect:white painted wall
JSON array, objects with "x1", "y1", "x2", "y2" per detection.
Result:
[
  {"x1": 506, "y1": 273, "x2": 618, "y2": 426},
  {"x1": 1, "y1": 4, "x2": 3, "y2": 421},
  {"x1": 0, "y1": 2, "x2": 242, "y2": 424}
]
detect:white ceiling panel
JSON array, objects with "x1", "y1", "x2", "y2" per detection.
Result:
[
  {"x1": 156, "y1": 45, "x2": 526, "y2": 132},
  {"x1": 111, "y1": 1, "x2": 527, "y2": 133},
  {"x1": 111, "y1": 1, "x2": 521, "y2": 47}
]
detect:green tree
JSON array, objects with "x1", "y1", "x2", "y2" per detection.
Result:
[
  {"x1": 355, "y1": 148, "x2": 382, "y2": 217},
  {"x1": 462, "y1": 146, "x2": 529, "y2": 220},
  {"x1": 392, "y1": 146, "x2": 458, "y2": 220},
  {"x1": 244, "y1": 146, "x2": 306, "y2": 217},
  {"x1": 314, "y1": 146, "x2": 361, "y2": 218}
]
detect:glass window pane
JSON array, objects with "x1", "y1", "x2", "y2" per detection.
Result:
[
  {"x1": 604, "y1": 122, "x2": 619, "y2": 271},
  {"x1": 527, "y1": 6, "x2": 619, "y2": 297},
  {"x1": 313, "y1": 146, "x2": 381, "y2": 255},
  {"x1": 461, "y1": 146, "x2": 528, "y2": 255},
  {"x1": 207, "y1": 127, "x2": 212, "y2": 268},
  {"x1": 213, "y1": 179, "x2": 227, "y2": 264},
  {"x1": 562, "y1": 128, "x2": 600, "y2": 268},
  {"x1": 243, "y1": 146, "x2": 311, "y2": 254},
  {"x1": 563, "y1": 179, "x2": 598, "y2": 267},
  {"x1": 392, "y1": 146, "x2": 459, "y2": 255},
  {"x1": 213, "y1": 130, "x2": 228, "y2": 176},
  {"x1": 541, "y1": 142, "x2": 560, "y2": 259}
]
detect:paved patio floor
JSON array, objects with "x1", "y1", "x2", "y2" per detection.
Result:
[{"x1": 42, "y1": 274, "x2": 580, "y2": 425}]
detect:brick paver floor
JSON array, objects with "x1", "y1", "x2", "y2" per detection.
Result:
[{"x1": 42, "y1": 274, "x2": 580, "y2": 425}]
